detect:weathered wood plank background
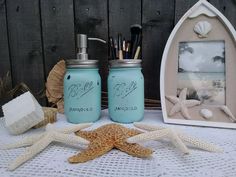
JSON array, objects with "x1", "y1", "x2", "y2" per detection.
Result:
[{"x1": 0, "y1": 0, "x2": 236, "y2": 105}]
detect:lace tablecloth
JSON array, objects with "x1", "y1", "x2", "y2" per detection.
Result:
[{"x1": 0, "y1": 109, "x2": 236, "y2": 177}]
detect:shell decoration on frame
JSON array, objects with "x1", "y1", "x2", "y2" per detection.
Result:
[
  {"x1": 200, "y1": 109, "x2": 213, "y2": 120},
  {"x1": 193, "y1": 21, "x2": 212, "y2": 38}
]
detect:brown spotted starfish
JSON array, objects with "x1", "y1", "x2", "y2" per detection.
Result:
[{"x1": 68, "y1": 124, "x2": 153, "y2": 163}]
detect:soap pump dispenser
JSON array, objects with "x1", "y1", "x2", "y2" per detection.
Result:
[{"x1": 64, "y1": 34, "x2": 106, "y2": 124}]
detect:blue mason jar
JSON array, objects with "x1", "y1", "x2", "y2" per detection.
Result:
[
  {"x1": 108, "y1": 59, "x2": 144, "y2": 123},
  {"x1": 64, "y1": 59, "x2": 101, "y2": 123}
]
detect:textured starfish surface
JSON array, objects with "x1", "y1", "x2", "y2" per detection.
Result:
[
  {"x1": 69, "y1": 124, "x2": 153, "y2": 163},
  {"x1": 127, "y1": 123, "x2": 223, "y2": 154},
  {"x1": 1, "y1": 123, "x2": 92, "y2": 170},
  {"x1": 166, "y1": 88, "x2": 201, "y2": 119}
]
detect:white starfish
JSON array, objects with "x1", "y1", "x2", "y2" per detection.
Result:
[
  {"x1": 166, "y1": 88, "x2": 201, "y2": 119},
  {"x1": 127, "y1": 123, "x2": 223, "y2": 154},
  {"x1": 1, "y1": 123, "x2": 92, "y2": 171}
]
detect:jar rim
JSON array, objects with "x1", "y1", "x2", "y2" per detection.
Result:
[
  {"x1": 109, "y1": 59, "x2": 142, "y2": 68},
  {"x1": 66, "y1": 59, "x2": 98, "y2": 68}
]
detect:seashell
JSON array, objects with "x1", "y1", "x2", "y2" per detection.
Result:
[
  {"x1": 56, "y1": 99, "x2": 64, "y2": 114},
  {"x1": 200, "y1": 109, "x2": 213, "y2": 120},
  {"x1": 194, "y1": 21, "x2": 212, "y2": 38},
  {"x1": 33, "y1": 107, "x2": 58, "y2": 128},
  {"x1": 220, "y1": 105, "x2": 236, "y2": 122},
  {"x1": 46, "y1": 60, "x2": 65, "y2": 103}
]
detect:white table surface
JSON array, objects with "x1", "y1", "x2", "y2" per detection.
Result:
[{"x1": 0, "y1": 109, "x2": 236, "y2": 177}]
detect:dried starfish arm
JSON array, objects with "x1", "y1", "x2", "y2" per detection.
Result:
[
  {"x1": 53, "y1": 132, "x2": 90, "y2": 146},
  {"x1": 76, "y1": 131, "x2": 98, "y2": 141},
  {"x1": 1, "y1": 134, "x2": 44, "y2": 150},
  {"x1": 68, "y1": 140, "x2": 113, "y2": 163},
  {"x1": 47, "y1": 123, "x2": 93, "y2": 134},
  {"x1": 127, "y1": 129, "x2": 190, "y2": 154},
  {"x1": 169, "y1": 104, "x2": 181, "y2": 116},
  {"x1": 116, "y1": 142, "x2": 153, "y2": 158},
  {"x1": 168, "y1": 129, "x2": 189, "y2": 154},
  {"x1": 133, "y1": 122, "x2": 165, "y2": 131},
  {"x1": 9, "y1": 134, "x2": 53, "y2": 171},
  {"x1": 125, "y1": 129, "x2": 143, "y2": 137},
  {"x1": 178, "y1": 132, "x2": 223, "y2": 152},
  {"x1": 165, "y1": 96, "x2": 179, "y2": 104},
  {"x1": 181, "y1": 106, "x2": 191, "y2": 119},
  {"x1": 184, "y1": 100, "x2": 201, "y2": 107},
  {"x1": 179, "y1": 88, "x2": 187, "y2": 100},
  {"x1": 127, "y1": 129, "x2": 170, "y2": 143}
]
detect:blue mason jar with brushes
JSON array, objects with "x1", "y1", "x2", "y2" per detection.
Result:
[
  {"x1": 108, "y1": 59, "x2": 144, "y2": 123},
  {"x1": 64, "y1": 34, "x2": 105, "y2": 123}
]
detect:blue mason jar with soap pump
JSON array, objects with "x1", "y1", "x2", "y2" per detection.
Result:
[
  {"x1": 108, "y1": 59, "x2": 144, "y2": 123},
  {"x1": 64, "y1": 34, "x2": 105, "y2": 123}
]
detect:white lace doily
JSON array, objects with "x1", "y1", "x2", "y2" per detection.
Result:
[{"x1": 0, "y1": 110, "x2": 236, "y2": 177}]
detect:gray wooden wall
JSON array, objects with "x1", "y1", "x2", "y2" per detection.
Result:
[{"x1": 0, "y1": 0, "x2": 236, "y2": 105}]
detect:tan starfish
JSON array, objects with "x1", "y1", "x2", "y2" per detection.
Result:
[
  {"x1": 166, "y1": 88, "x2": 201, "y2": 119},
  {"x1": 127, "y1": 123, "x2": 223, "y2": 154},
  {"x1": 68, "y1": 124, "x2": 153, "y2": 163},
  {"x1": 1, "y1": 123, "x2": 92, "y2": 170}
]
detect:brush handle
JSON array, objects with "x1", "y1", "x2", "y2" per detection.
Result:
[
  {"x1": 131, "y1": 36, "x2": 138, "y2": 58},
  {"x1": 134, "y1": 46, "x2": 141, "y2": 59},
  {"x1": 119, "y1": 50, "x2": 123, "y2": 60},
  {"x1": 109, "y1": 37, "x2": 116, "y2": 60},
  {"x1": 114, "y1": 39, "x2": 118, "y2": 59}
]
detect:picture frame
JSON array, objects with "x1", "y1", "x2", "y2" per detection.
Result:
[{"x1": 160, "y1": 0, "x2": 236, "y2": 129}]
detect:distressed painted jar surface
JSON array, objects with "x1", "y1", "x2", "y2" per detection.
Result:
[
  {"x1": 64, "y1": 60, "x2": 101, "y2": 123},
  {"x1": 108, "y1": 59, "x2": 144, "y2": 123}
]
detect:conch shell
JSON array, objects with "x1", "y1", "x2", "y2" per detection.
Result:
[
  {"x1": 194, "y1": 21, "x2": 212, "y2": 38},
  {"x1": 220, "y1": 105, "x2": 236, "y2": 122},
  {"x1": 46, "y1": 60, "x2": 65, "y2": 113}
]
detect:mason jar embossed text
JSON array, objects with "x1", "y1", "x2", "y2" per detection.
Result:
[
  {"x1": 108, "y1": 59, "x2": 144, "y2": 123},
  {"x1": 64, "y1": 60, "x2": 101, "y2": 123}
]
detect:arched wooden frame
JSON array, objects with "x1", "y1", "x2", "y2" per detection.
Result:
[{"x1": 160, "y1": 0, "x2": 236, "y2": 128}]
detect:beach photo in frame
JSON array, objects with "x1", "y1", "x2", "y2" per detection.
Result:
[{"x1": 160, "y1": 0, "x2": 236, "y2": 129}]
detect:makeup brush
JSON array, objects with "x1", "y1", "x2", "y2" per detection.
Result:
[
  {"x1": 134, "y1": 34, "x2": 142, "y2": 59},
  {"x1": 122, "y1": 38, "x2": 126, "y2": 57},
  {"x1": 109, "y1": 37, "x2": 116, "y2": 60},
  {"x1": 114, "y1": 39, "x2": 118, "y2": 59},
  {"x1": 134, "y1": 46, "x2": 141, "y2": 59},
  {"x1": 125, "y1": 41, "x2": 131, "y2": 59},
  {"x1": 130, "y1": 24, "x2": 142, "y2": 59},
  {"x1": 118, "y1": 33, "x2": 123, "y2": 60}
]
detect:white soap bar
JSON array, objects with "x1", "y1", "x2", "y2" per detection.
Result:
[{"x1": 2, "y1": 91, "x2": 44, "y2": 135}]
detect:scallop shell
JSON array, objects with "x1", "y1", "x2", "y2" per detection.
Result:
[
  {"x1": 194, "y1": 21, "x2": 212, "y2": 38},
  {"x1": 57, "y1": 99, "x2": 64, "y2": 114},
  {"x1": 46, "y1": 60, "x2": 65, "y2": 103},
  {"x1": 200, "y1": 109, "x2": 213, "y2": 120}
]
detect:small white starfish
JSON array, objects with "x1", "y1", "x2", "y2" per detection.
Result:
[
  {"x1": 166, "y1": 88, "x2": 201, "y2": 119},
  {"x1": 1, "y1": 123, "x2": 92, "y2": 171},
  {"x1": 127, "y1": 123, "x2": 223, "y2": 154}
]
